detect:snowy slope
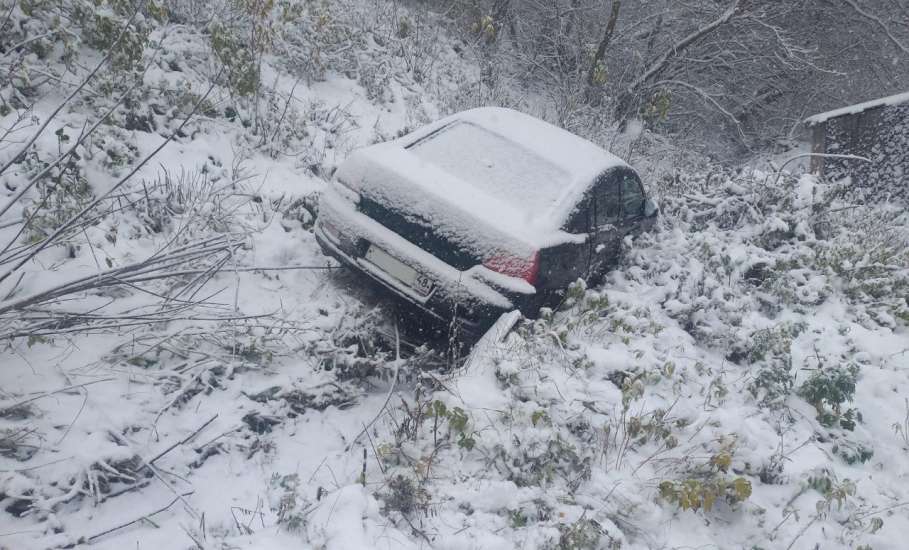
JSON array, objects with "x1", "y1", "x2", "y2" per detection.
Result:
[{"x1": 2, "y1": 3, "x2": 908, "y2": 550}]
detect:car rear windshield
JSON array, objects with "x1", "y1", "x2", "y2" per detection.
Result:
[{"x1": 406, "y1": 121, "x2": 570, "y2": 215}]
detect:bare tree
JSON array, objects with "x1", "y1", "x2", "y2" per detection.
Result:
[
  {"x1": 587, "y1": 0, "x2": 621, "y2": 87},
  {"x1": 418, "y1": 0, "x2": 909, "y2": 153}
]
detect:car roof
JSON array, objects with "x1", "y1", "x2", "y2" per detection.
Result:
[
  {"x1": 336, "y1": 108, "x2": 636, "y2": 247},
  {"x1": 403, "y1": 107, "x2": 631, "y2": 213}
]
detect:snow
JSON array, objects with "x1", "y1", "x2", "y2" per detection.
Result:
[
  {"x1": 408, "y1": 121, "x2": 571, "y2": 215},
  {"x1": 336, "y1": 107, "x2": 630, "y2": 248},
  {"x1": 334, "y1": 142, "x2": 544, "y2": 253},
  {"x1": 318, "y1": 190, "x2": 525, "y2": 308},
  {"x1": 804, "y1": 90, "x2": 909, "y2": 125},
  {"x1": 2, "y1": 3, "x2": 909, "y2": 550}
]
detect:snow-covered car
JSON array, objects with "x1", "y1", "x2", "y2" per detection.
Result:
[{"x1": 315, "y1": 107, "x2": 658, "y2": 331}]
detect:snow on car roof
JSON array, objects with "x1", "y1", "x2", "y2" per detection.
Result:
[
  {"x1": 804, "y1": 90, "x2": 909, "y2": 125},
  {"x1": 334, "y1": 108, "x2": 633, "y2": 249},
  {"x1": 411, "y1": 107, "x2": 629, "y2": 203},
  {"x1": 406, "y1": 121, "x2": 571, "y2": 215}
]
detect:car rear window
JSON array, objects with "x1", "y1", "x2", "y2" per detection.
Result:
[{"x1": 406, "y1": 121, "x2": 570, "y2": 215}]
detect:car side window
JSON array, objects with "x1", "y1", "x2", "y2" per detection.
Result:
[
  {"x1": 621, "y1": 176, "x2": 645, "y2": 219},
  {"x1": 593, "y1": 175, "x2": 620, "y2": 228},
  {"x1": 564, "y1": 196, "x2": 591, "y2": 234}
]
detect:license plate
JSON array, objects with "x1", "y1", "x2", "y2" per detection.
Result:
[{"x1": 364, "y1": 245, "x2": 434, "y2": 297}]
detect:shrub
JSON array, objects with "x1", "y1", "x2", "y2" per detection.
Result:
[
  {"x1": 556, "y1": 518, "x2": 603, "y2": 550},
  {"x1": 210, "y1": 23, "x2": 261, "y2": 97},
  {"x1": 797, "y1": 363, "x2": 860, "y2": 430},
  {"x1": 741, "y1": 322, "x2": 806, "y2": 408},
  {"x1": 380, "y1": 475, "x2": 429, "y2": 516},
  {"x1": 658, "y1": 476, "x2": 752, "y2": 513}
]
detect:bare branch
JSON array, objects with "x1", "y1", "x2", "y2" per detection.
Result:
[
  {"x1": 651, "y1": 78, "x2": 746, "y2": 142},
  {"x1": 0, "y1": 6, "x2": 141, "y2": 182},
  {"x1": 628, "y1": 0, "x2": 740, "y2": 93},
  {"x1": 0, "y1": 71, "x2": 223, "y2": 287},
  {"x1": 841, "y1": 0, "x2": 909, "y2": 55}
]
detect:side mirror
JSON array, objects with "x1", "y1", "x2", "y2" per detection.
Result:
[{"x1": 644, "y1": 198, "x2": 659, "y2": 218}]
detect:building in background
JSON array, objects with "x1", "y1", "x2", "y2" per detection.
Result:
[{"x1": 805, "y1": 91, "x2": 909, "y2": 188}]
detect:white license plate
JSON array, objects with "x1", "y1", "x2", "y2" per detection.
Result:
[{"x1": 364, "y1": 245, "x2": 434, "y2": 297}]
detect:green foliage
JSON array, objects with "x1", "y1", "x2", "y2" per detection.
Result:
[
  {"x1": 429, "y1": 401, "x2": 476, "y2": 450},
  {"x1": 269, "y1": 473, "x2": 307, "y2": 532},
  {"x1": 84, "y1": 15, "x2": 148, "y2": 72},
  {"x1": 641, "y1": 89, "x2": 671, "y2": 124},
  {"x1": 743, "y1": 322, "x2": 807, "y2": 407},
  {"x1": 380, "y1": 475, "x2": 429, "y2": 516},
  {"x1": 531, "y1": 409, "x2": 550, "y2": 427},
  {"x1": 509, "y1": 509, "x2": 528, "y2": 528},
  {"x1": 832, "y1": 439, "x2": 873, "y2": 465},
  {"x1": 210, "y1": 23, "x2": 261, "y2": 97},
  {"x1": 590, "y1": 60, "x2": 608, "y2": 86},
  {"x1": 556, "y1": 518, "x2": 603, "y2": 550},
  {"x1": 470, "y1": 14, "x2": 496, "y2": 43},
  {"x1": 740, "y1": 322, "x2": 807, "y2": 364},
  {"x1": 396, "y1": 16, "x2": 412, "y2": 39},
  {"x1": 208, "y1": 0, "x2": 278, "y2": 97},
  {"x1": 807, "y1": 470, "x2": 856, "y2": 517},
  {"x1": 659, "y1": 438, "x2": 751, "y2": 513},
  {"x1": 623, "y1": 407, "x2": 678, "y2": 448},
  {"x1": 659, "y1": 476, "x2": 752, "y2": 512},
  {"x1": 62, "y1": 0, "x2": 157, "y2": 75},
  {"x1": 500, "y1": 435, "x2": 591, "y2": 490},
  {"x1": 797, "y1": 363, "x2": 860, "y2": 430},
  {"x1": 21, "y1": 133, "x2": 93, "y2": 244},
  {"x1": 26, "y1": 335, "x2": 52, "y2": 348}
]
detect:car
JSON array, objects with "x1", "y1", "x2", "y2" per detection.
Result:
[{"x1": 315, "y1": 107, "x2": 658, "y2": 333}]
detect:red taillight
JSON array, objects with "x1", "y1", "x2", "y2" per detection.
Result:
[{"x1": 483, "y1": 250, "x2": 540, "y2": 286}]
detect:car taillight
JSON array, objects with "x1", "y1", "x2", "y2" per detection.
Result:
[
  {"x1": 483, "y1": 250, "x2": 540, "y2": 286},
  {"x1": 320, "y1": 219, "x2": 343, "y2": 242}
]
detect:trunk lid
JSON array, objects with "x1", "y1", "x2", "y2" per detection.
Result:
[{"x1": 335, "y1": 144, "x2": 542, "y2": 270}]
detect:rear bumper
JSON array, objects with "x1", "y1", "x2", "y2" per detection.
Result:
[{"x1": 315, "y1": 191, "x2": 534, "y2": 330}]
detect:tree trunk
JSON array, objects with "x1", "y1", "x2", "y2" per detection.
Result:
[
  {"x1": 587, "y1": 0, "x2": 622, "y2": 87},
  {"x1": 492, "y1": 0, "x2": 516, "y2": 39}
]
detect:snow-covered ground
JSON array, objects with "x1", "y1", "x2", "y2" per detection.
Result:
[{"x1": 2, "y1": 3, "x2": 908, "y2": 549}]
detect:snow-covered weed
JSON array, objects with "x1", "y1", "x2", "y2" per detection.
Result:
[
  {"x1": 268, "y1": 472, "x2": 310, "y2": 532},
  {"x1": 798, "y1": 362, "x2": 861, "y2": 431},
  {"x1": 895, "y1": 399, "x2": 909, "y2": 451},
  {"x1": 657, "y1": 436, "x2": 752, "y2": 514}
]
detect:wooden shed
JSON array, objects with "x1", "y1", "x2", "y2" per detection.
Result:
[{"x1": 805, "y1": 91, "x2": 909, "y2": 187}]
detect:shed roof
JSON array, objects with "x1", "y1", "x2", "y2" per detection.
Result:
[{"x1": 804, "y1": 91, "x2": 909, "y2": 125}]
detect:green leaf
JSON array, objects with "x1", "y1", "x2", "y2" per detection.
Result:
[{"x1": 449, "y1": 407, "x2": 468, "y2": 432}]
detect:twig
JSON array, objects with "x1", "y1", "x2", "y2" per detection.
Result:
[
  {"x1": 0, "y1": 7, "x2": 142, "y2": 184},
  {"x1": 194, "y1": 425, "x2": 242, "y2": 452},
  {"x1": 840, "y1": 0, "x2": 909, "y2": 54},
  {"x1": 148, "y1": 414, "x2": 218, "y2": 464},
  {"x1": 59, "y1": 491, "x2": 194, "y2": 548},
  {"x1": 268, "y1": 78, "x2": 301, "y2": 144},
  {"x1": 772, "y1": 153, "x2": 871, "y2": 186},
  {"x1": 0, "y1": 378, "x2": 115, "y2": 414},
  {"x1": 0, "y1": 70, "x2": 224, "y2": 287},
  {"x1": 219, "y1": 264, "x2": 341, "y2": 272},
  {"x1": 0, "y1": 64, "x2": 151, "y2": 256},
  {"x1": 785, "y1": 515, "x2": 818, "y2": 550},
  {"x1": 345, "y1": 322, "x2": 401, "y2": 451}
]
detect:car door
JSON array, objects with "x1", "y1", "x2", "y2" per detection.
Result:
[
  {"x1": 542, "y1": 195, "x2": 593, "y2": 291},
  {"x1": 587, "y1": 172, "x2": 622, "y2": 281},
  {"x1": 619, "y1": 172, "x2": 647, "y2": 236}
]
